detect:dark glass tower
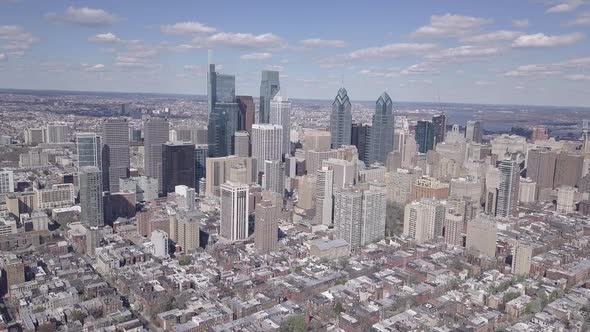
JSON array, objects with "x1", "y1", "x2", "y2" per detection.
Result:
[
  {"x1": 415, "y1": 120, "x2": 435, "y2": 153},
  {"x1": 259, "y1": 70, "x2": 280, "y2": 124},
  {"x1": 162, "y1": 142, "x2": 195, "y2": 194},
  {"x1": 236, "y1": 95, "x2": 255, "y2": 133},
  {"x1": 330, "y1": 88, "x2": 352, "y2": 148},
  {"x1": 351, "y1": 123, "x2": 371, "y2": 163},
  {"x1": 368, "y1": 92, "x2": 394, "y2": 164},
  {"x1": 208, "y1": 103, "x2": 239, "y2": 157},
  {"x1": 432, "y1": 113, "x2": 447, "y2": 146}
]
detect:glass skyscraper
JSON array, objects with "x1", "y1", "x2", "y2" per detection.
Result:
[
  {"x1": 76, "y1": 133, "x2": 102, "y2": 169},
  {"x1": 330, "y1": 88, "x2": 352, "y2": 148},
  {"x1": 368, "y1": 92, "x2": 394, "y2": 164},
  {"x1": 415, "y1": 120, "x2": 435, "y2": 153},
  {"x1": 207, "y1": 62, "x2": 238, "y2": 158},
  {"x1": 259, "y1": 70, "x2": 280, "y2": 124}
]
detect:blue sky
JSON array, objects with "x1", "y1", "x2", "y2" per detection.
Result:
[{"x1": 1, "y1": 0, "x2": 590, "y2": 106}]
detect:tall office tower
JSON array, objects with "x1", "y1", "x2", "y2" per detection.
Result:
[
  {"x1": 251, "y1": 124, "x2": 283, "y2": 174},
  {"x1": 415, "y1": 120, "x2": 435, "y2": 153},
  {"x1": 0, "y1": 169, "x2": 14, "y2": 194},
  {"x1": 259, "y1": 70, "x2": 280, "y2": 124},
  {"x1": 162, "y1": 142, "x2": 195, "y2": 194},
  {"x1": 465, "y1": 215, "x2": 497, "y2": 257},
  {"x1": 236, "y1": 96, "x2": 255, "y2": 133},
  {"x1": 208, "y1": 62, "x2": 235, "y2": 112},
  {"x1": 403, "y1": 198, "x2": 446, "y2": 244},
  {"x1": 296, "y1": 175, "x2": 316, "y2": 210},
  {"x1": 519, "y1": 178, "x2": 536, "y2": 204},
  {"x1": 554, "y1": 152, "x2": 584, "y2": 188},
  {"x1": 402, "y1": 134, "x2": 418, "y2": 168},
  {"x1": 530, "y1": 126, "x2": 549, "y2": 142},
  {"x1": 263, "y1": 160, "x2": 285, "y2": 195},
  {"x1": 194, "y1": 144, "x2": 208, "y2": 194},
  {"x1": 351, "y1": 123, "x2": 371, "y2": 162},
  {"x1": 144, "y1": 117, "x2": 170, "y2": 192},
  {"x1": 205, "y1": 155, "x2": 257, "y2": 195},
  {"x1": 220, "y1": 181, "x2": 250, "y2": 242},
  {"x1": 361, "y1": 188, "x2": 387, "y2": 246},
  {"x1": 76, "y1": 133, "x2": 102, "y2": 169},
  {"x1": 465, "y1": 120, "x2": 482, "y2": 143},
  {"x1": 367, "y1": 92, "x2": 394, "y2": 164},
  {"x1": 79, "y1": 166, "x2": 104, "y2": 228},
  {"x1": 303, "y1": 129, "x2": 332, "y2": 152},
  {"x1": 485, "y1": 166, "x2": 500, "y2": 216},
  {"x1": 411, "y1": 176, "x2": 450, "y2": 201},
  {"x1": 497, "y1": 159, "x2": 520, "y2": 218},
  {"x1": 24, "y1": 127, "x2": 45, "y2": 145},
  {"x1": 102, "y1": 118, "x2": 130, "y2": 192},
  {"x1": 151, "y1": 229, "x2": 169, "y2": 258},
  {"x1": 432, "y1": 114, "x2": 447, "y2": 145},
  {"x1": 316, "y1": 166, "x2": 334, "y2": 225},
  {"x1": 269, "y1": 95, "x2": 291, "y2": 156},
  {"x1": 449, "y1": 177, "x2": 482, "y2": 203},
  {"x1": 526, "y1": 148, "x2": 556, "y2": 191},
  {"x1": 388, "y1": 168, "x2": 422, "y2": 205},
  {"x1": 176, "y1": 209, "x2": 201, "y2": 252},
  {"x1": 254, "y1": 193, "x2": 281, "y2": 254},
  {"x1": 233, "y1": 131, "x2": 250, "y2": 157},
  {"x1": 45, "y1": 123, "x2": 70, "y2": 143},
  {"x1": 208, "y1": 102, "x2": 239, "y2": 157},
  {"x1": 443, "y1": 210, "x2": 464, "y2": 247},
  {"x1": 557, "y1": 186, "x2": 576, "y2": 213},
  {"x1": 323, "y1": 158, "x2": 355, "y2": 189},
  {"x1": 511, "y1": 242, "x2": 532, "y2": 276},
  {"x1": 330, "y1": 88, "x2": 352, "y2": 148},
  {"x1": 305, "y1": 149, "x2": 338, "y2": 174}
]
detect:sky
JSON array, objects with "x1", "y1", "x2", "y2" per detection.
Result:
[{"x1": 1, "y1": 0, "x2": 590, "y2": 106}]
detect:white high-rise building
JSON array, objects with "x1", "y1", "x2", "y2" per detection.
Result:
[
  {"x1": 465, "y1": 215, "x2": 497, "y2": 257},
  {"x1": 361, "y1": 189, "x2": 387, "y2": 245},
  {"x1": 323, "y1": 158, "x2": 355, "y2": 189},
  {"x1": 45, "y1": 123, "x2": 70, "y2": 143},
  {"x1": 465, "y1": 120, "x2": 482, "y2": 143},
  {"x1": 519, "y1": 178, "x2": 536, "y2": 204},
  {"x1": 316, "y1": 166, "x2": 334, "y2": 225},
  {"x1": 220, "y1": 182, "x2": 250, "y2": 242},
  {"x1": 403, "y1": 198, "x2": 446, "y2": 244},
  {"x1": 263, "y1": 160, "x2": 285, "y2": 195},
  {"x1": 0, "y1": 170, "x2": 14, "y2": 194},
  {"x1": 176, "y1": 209, "x2": 200, "y2": 252},
  {"x1": 251, "y1": 124, "x2": 283, "y2": 175},
  {"x1": 269, "y1": 96, "x2": 291, "y2": 156},
  {"x1": 557, "y1": 186, "x2": 576, "y2": 213},
  {"x1": 175, "y1": 185, "x2": 196, "y2": 210},
  {"x1": 511, "y1": 241, "x2": 532, "y2": 276},
  {"x1": 151, "y1": 229, "x2": 169, "y2": 258}
]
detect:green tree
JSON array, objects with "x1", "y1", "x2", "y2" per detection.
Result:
[
  {"x1": 70, "y1": 309, "x2": 87, "y2": 323},
  {"x1": 334, "y1": 302, "x2": 344, "y2": 315},
  {"x1": 279, "y1": 314, "x2": 307, "y2": 332},
  {"x1": 503, "y1": 292, "x2": 521, "y2": 303},
  {"x1": 178, "y1": 255, "x2": 192, "y2": 266}
]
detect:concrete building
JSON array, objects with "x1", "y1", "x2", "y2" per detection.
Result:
[
  {"x1": 465, "y1": 120, "x2": 482, "y2": 143},
  {"x1": 449, "y1": 177, "x2": 481, "y2": 203},
  {"x1": 151, "y1": 229, "x2": 169, "y2": 259},
  {"x1": 79, "y1": 166, "x2": 104, "y2": 228},
  {"x1": 443, "y1": 210, "x2": 464, "y2": 247},
  {"x1": 556, "y1": 186, "x2": 576, "y2": 213},
  {"x1": 102, "y1": 118, "x2": 130, "y2": 192},
  {"x1": 554, "y1": 152, "x2": 583, "y2": 189},
  {"x1": 144, "y1": 117, "x2": 169, "y2": 192},
  {"x1": 519, "y1": 178, "x2": 536, "y2": 204},
  {"x1": 262, "y1": 160, "x2": 285, "y2": 195},
  {"x1": 403, "y1": 198, "x2": 446, "y2": 244},
  {"x1": 254, "y1": 192, "x2": 281, "y2": 254},
  {"x1": 296, "y1": 175, "x2": 316, "y2": 210},
  {"x1": 465, "y1": 215, "x2": 497, "y2": 257},
  {"x1": 175, "y1": 185, "x2": 195, "y2": 211},
  {"x1": 511, "y1": 242, "x2": 532, "y2": 276},
  {"x1": 0, "y1": 169, "x2": 14, "y2": 194},
  {"x1": 119, "y1": 176, "x2": 158, "y2": 201},
  {"x1": 220, "y1": 182, "x2": 249, "y2": 242},
  {"x1": 24, "y1": 127, "x2": 45, "y2": 145},
  {"x1": 411, "y1": 176, "x2": 450, "y2": 201},
  {"x1": 303, "y1": 129, "x2": 331, "y2": 152},
  {"x1": 205, "y1": 155, "x2": 256, "y2": 196},
  {"x1": 45, "y1": 123, "x2": 70, "y2": 143},
  {"x1": 233, "y1": 131, "x2": 250, "y2": 157},
  {"x1": 388, "y1": 168, "x2": 422, "y2": 205},
  {"x1": 251, "y1": 124, "x2": 283, "y2": 175},
  {"x1": 323, "y1": 158, "x2": 355, "y2": 189},
  {"x1": 315, "y1": 167, "x2": 334, "y2": 226},
  {"x1": 34, "y1": 183, "x2": 75, "y2": 209},
  {"x1": 175, "y1": 209, "x2": 201, "y2": 252},
  {"x1": 526, "y1": 148, "x2": 556, "y2": 191}
]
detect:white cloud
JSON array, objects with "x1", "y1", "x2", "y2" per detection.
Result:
[
  {"x1": 83, "y1": 63, "x2": 106, "y2": 72},
  {"x1": 426, "y1": 45, "x2": 503, "y2": 63},
  {"x1": 89, "y1": 32, "x2": 120, "y2": 43},
  {"x1": 46, "y1": 6, "x2": 118, "y2": 27},
  {"x1": 475, "y1": 80, "x2": 491, "y2": 86},
  {"x1": 503, "y1": 64, "x2": 561, "y2": 77},
  {"x1": 545, "y1": 0, "x2": 583, "y2": 13},
  {"x1": 512, "y1": 19, "x2": 530, "y2": 28},
  {"x1": 557, "y1": 56, "x2": 590, "y2": 69},
  {"x1": 160, "y1": 21, "x2": 216, "y2": 35},
  {"x1": 358, "y1": 67, "x2": 400, "y2": 78},
  {"x1": 300, "y1": 38, "x2": 347, "y2": 48},
  {"x1": 240, "y1": 52, "x2": 272, "y2": 60},
  {"x1": 0, "y1": 25, "x2": 37, "y2": 57},
  {"x1": 412, "y1": 14, "x2": 492, "y2": 38},
  {"x1": 564, "y1": 74, "x2": 590, "y2": 81},
  {"x1": 460, "y1": 30, "x2": 523, "y2": 43},
  {"x1": 183, "y1": 32, "x2": 282, "y2": 49},
  {"x1": 567, "y1": 12, "x2": 590, "y2": 25},
  {"x1": 512, "y1": 32, "x2": 585, "y2": 47},
  {"x1": 401, "y1": 63, "x2": 440, "y2": 75},
  {"x1": 347, "y1": 43, "x2": 437, "y2": 59},
  {"x1": 0, "y1": 53, "x2": 5, "y2": 60},
  {"x1": 265, "y1": 65, "x2": 284, "y2": 72}
]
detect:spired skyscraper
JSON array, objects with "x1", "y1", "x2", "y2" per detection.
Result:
[
  {"x1": 207, "y1": 61, "x2": 239, "y2": 157},
  {"x1": 368, "y1": 92, "x2": 394, "y2": 164},
  {"x1": 102, "y1": 118, "x2": 130, "y2": 192},
  {"x1": 259, "y1": 70, "x2": 280, "y2": 124},
  {"x1": 330, "y1": 88, "x2": 352, "y2": 149}
]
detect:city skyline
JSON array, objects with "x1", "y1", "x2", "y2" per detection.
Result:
[{"x1": 0, "y1": 1, "x2": 589, "y2": 107}]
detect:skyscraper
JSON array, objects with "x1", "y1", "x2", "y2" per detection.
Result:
[
  {"x1": 254, "y1": 193, "x2": 281, "y2": 254},
  {"x1": 162, "y1": 142, "x2": 195, "y2": 194},
  {"x1": 269, "y1": 95, "x2": 291, "y2": 156},
  {"x1": 175, "y1": 209, "x2": 201, "y2": 252},
  {"x1": 465, "y1": 120, "x2": 482, "y2": 143},
  {"x1": 497, "y1": 158, "x2": 520, "y2": 218},
  {"x1": 208, "y1": 63, "x2": 235, "y2": 113},
  {"x1": 102, "y1": 118, "x2": 130, "y2": 192},
  {"x1": 303, "y1": 129, "x2": 332, "y2": 152},
  {"x1": 526, "y1": 148, "x2": 556, "y2": 191},
  {"x1": 76, "y1": 133, "x2": 102, "y2": 169},
  {"x1": 415, "y1": 120, "x2": 435, "y2": 153},
  {"x1": 233, "y1": 131, "x2": 250, "y2": 157},
  {"x1": 151, "y1": 229, "x2": 169, "y2": 259},
  {"x1": 351, "y1": 123, "x2": 371, "y2": 163},
  {"x1": 368, "y1": 92, "x2": 394, "y2": 164},
  {"x1": 0, "y1": 169, "x2": 14, "y2": 195},
  {"x1": 79, "y1": 166, "x2": 104, "y2": 228},
  {"x1": 316, "y1": 166, "x2": 334, "y2": 226},
  {"x1": 432, "y1": 114, "x2": 447, "y2": 145},
  {"x1": 361, "y1": 188, "x2": 387, "y2": 246},
  {"x1": 220, "y1": 181, "x2": 250, "y2": 242},
  {"x1": 330, "y1": 88, "x2": 352, "y2": 148},
  {"x1": 194, "y1": 144, "x2": 208, "y2": 194},
  {"x1": 144, "y1": 117, "x2": 169, "y2": 192},
  {"x1": 511, "y1": 242, "x2": 532, "y2": 276},
  {"x1": 208, "y1": 102, "x2": 239, "y2": 157},
  {"x1": 263, "y1": 160, "x2": 285, "y2": 195},
  {"x1": 554, "y1": 151, "x2": 584, "y2": 188},
  {"x1": 45, "y1": 123, "x2": 70, "y2": 143},
  {"x1": 251, "y1": 124, "x2": 283, "y2": 175},
  {"x1": 259, "y1": 70, "x2": 280, "y2": 124},
  {"x1": 465, "y1": 215, "x2": 497, "y2": 257},
  {"x1": 323, "y1": 158, "x2": 356, "y2": 189},
  {"x1": 236, "y1": 95, "x2": 255, "y2": 133}
]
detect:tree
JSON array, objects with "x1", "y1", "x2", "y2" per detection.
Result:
[
  {"x1": 279, "y1": 314, "x2": 307, "y2": 332},
  {"x1": 178, "y1": 255, "x2": 192, "y2": 266},
  {"x1": 334, "y1": 302, "x2": 344, "y2": 315},
  {"x1": 503, "y1": 292, "x2": 520, "y2": 303},
  {"x1": 385, "y1": 203, "x2": 404, "y2": 237},
  {"x1": 70, "y1": 309, "x2": 87, "y2": 323}
]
